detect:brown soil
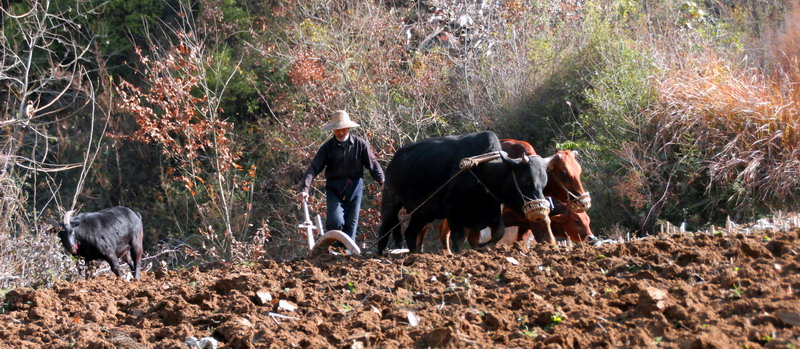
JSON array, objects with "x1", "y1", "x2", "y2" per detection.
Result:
[{"x1": 2, "y1": 228, "x2": 800, "y2": 348}]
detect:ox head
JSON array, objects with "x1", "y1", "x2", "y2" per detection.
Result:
[
  {"x1": 499, "y1": 152, "x2": 550, "y2": 222},
  {"x1": 47, "y1": 210, "x2": 78, "y2": 255},
  {"x1": 543, "y1": 150, "x2": 591, "y2": 213},
  {"x1": 551, "y1": 200, "x2": 595, "y2": 243}
]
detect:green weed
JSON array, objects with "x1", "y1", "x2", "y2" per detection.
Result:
[
  {"x1": 518, "y1": 326, "x2": 538, "y2": 338},
  {"x1": 544, "y1": 313, "x2": 565, "y2": 331}
]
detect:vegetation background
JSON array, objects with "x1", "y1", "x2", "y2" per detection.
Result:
[{"x1": 1, "y1": 0, "x2": 798, "y2": 291}]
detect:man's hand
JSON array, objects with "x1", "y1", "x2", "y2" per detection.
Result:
[
  {"x1": 376, "y1": 182, "x2": 384, "y2": 207},
  {"x1": 297, "y1": 191, "x2": 309, "y2": 207}
]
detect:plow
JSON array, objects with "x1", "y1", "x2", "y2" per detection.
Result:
[{"x1": 299, "y1": 198, "x2": 361, "y2": 256}]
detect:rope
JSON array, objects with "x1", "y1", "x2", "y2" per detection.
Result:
[
  {"x1": 511, "y1": 170, "x2": 535, "y2": 202},
  {"x1": 363, "y1": 167, "x2": 469, "y2": 252},
  {"x1": 466, "y1": 168, "x2": 502, "y2": 202},
  {"x1": 552, "y1": 175, "x2": 591, "y2": 212},
  {"x1": 554, "y1": 175, "x2": 581, "y2": 200},
  {"x1": 363, "y1": 150, "x2": 532, "y2": 253}
]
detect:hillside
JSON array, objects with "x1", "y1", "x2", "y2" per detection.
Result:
[{"x1": 2, "y1": 219, "x2": 799, "y2": 348}]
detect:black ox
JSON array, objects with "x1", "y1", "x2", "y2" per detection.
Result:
[
  {"x1": 48, "y1": 206, "x2": 144, "y2": 279},
  {"x1": 377, "y1": 131, "x2": 552, "y2": 255}
]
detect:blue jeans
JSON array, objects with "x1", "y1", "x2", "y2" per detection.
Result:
[{"x1": 325, "y1": 178, "x2": 363, "y2": 240}]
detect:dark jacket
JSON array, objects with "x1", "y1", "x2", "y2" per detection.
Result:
[{"x1": 300, "y1": 134, "x2": 384, "y2": 193}]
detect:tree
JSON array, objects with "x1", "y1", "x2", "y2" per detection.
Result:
[
  {"x1": 1, "y1": 0, "x2": 111, "y2": 233},
  {"x1": 114, "y1": 1, "x2": 264, "y2": 262}
]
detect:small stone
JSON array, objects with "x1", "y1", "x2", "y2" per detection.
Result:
[
  {"x1": 638, "y1": 287, "x2": 668, "y2": 312},
  {"x1": 254, "y1": 290, "x2": 272, "y2": 306},
  {"x1": 278, "y1": 299, "x2": 298, "y2": 312},
  {"x1": 407, "y1": 311, "x2": 420, "y2": 327},
  {"x1": 484, "y1": 313, "x2": 508, "y2": 331},
  {"x1": 197, "y1": 337, "x2": 218, "y2": 349},
  {"x1": 777, "y1": 311, "x2": 800, "y2": 326},
  {"x1": 422, "y1": 328, "x2": 454, "y2": 347}
]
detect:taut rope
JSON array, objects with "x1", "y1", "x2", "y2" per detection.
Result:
[
  {"x1": 552, "y1": 175, "x2": 591, "y2": 213},
  {"x1": 365, "y1": 151, "x2": 510, "y2": 252}
]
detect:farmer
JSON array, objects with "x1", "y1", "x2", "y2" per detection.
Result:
[{"x1": 297, "y1": 110, "x2": 385, "y2": 242}]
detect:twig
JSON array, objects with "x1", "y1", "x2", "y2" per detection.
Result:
[
  {"x1": 142, "y1": 249, "x2": 179, "y2": 261},
  {"x1": 596, "y1": 317, "x2": 610, "y2": 334},
  {"x1": 268, "y1": 312, "x2": 297, "y2": 325}
]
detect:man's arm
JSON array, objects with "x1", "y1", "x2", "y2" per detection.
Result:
[
  {"x1": 361, "y1": 138, "x2": 385, "y2": 185},
  {"x1": 299, "y1": 142, "x2": 329, "y2": 194}
]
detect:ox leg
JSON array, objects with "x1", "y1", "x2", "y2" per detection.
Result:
[
  {"x1": 539, "y1": 217, "x2": 556, "y2": 245},
  {"x1": 519, "y1": 227, "x2": 535, "y2": 248},
  {"x1": 448, "y1": 223, "x2": 467, "y2": 253},
  {"x1": 486, "y1": 218, "x2": 506, "y2": 245},
  {"x1": 531, "y1": 221, "x2": 546, "y2": 244},
  {"x1": 438, "y1": 220, "x2": 452, "y2": 255},
  {"x1": 498, "y1": 226, "x2": 519, "y2": 246},
  {"x1": 532, "y1": 221, "x2": 557, "y2": 245},
  {"x1": 116, "y1": 245, "x2": 133, "y2": 274},
  {"x1": 467, "y1": 228, "x2": 484, "y2": 248},
  {"x1": 131, "y1": 239, "x2": 143, "y2": 280},
  {"x1": 404, "y1": 216, "x2": 428, "y2": 253},
  {"x1": 416, "y1": 223, "x2": 431, "y2": 252},
  {"x1": 104, "y1": 254, "x2": 123, "y2": 278}
]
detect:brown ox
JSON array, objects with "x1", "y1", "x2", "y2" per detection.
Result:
[
  {"x1": 420, "y1": 198, "x2": 594, "y2": 253},
  {"x1": 500, "y1": 139, "x2": 591, "y2": 212},
  {"x1": 419, "y1": 139, "x2": 594, "y2": 253},
  {"x1": 501, "y1": 198, "x2": 593, "y2": 245}
]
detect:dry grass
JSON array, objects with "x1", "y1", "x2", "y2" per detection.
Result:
[
  {"x1": 0, "y1": 227, "x2": 79, "y2": 296},
  {"x1": 651, "y1": 52, "x2": 800, "y2": 208}
]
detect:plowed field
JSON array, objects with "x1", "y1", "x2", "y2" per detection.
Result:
[{"x1": 2, "y1": 225, "x2": 800, "y2": 348}]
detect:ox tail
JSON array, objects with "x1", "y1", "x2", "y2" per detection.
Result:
[
  {"x1": 377, "y1": 214, "x2": 400, "y2": 256},
  {"x1": 376, "y1": 187, "x2": 403, "y2": 255}
]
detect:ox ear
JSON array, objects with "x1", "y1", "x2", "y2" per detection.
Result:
[
  {"x1": 45, "y1": 218, "x2": 61, "y2": 231},
  {"x1": 551, "y1": 214, "x2": 568, "y2": 224},
  {"x1": 572, "y1": 150, "x2": 579, "y2": 159},
  {"x1": 543, "y1": 154, "x2": 558, "y2": 171}
]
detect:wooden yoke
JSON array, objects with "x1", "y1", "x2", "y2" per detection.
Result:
[{"x1": 458, "y1": 151, "x2": 509, "y2": 170}]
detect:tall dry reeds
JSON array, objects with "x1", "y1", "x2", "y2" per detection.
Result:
[{"x1": 651, "y1": 52, "x2": 799, "y2": 211}]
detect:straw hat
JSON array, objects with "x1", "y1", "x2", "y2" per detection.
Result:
[{"x1": 323, "y1": 110, "x2": 360, "y2": 131}]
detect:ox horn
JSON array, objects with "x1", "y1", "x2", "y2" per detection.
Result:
[
  {"x1": 63, "y1": 210, "x2": 75, "y2": 228},
  {"x1": 543, "y1": 154, "x2": 555, "y2": 170},
  {"x1": 46, "y1": 218, "x2": 60, "y2": 230},
  {"x1": 498, "y1": 151, "x2": 532, "y2": 167}
]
